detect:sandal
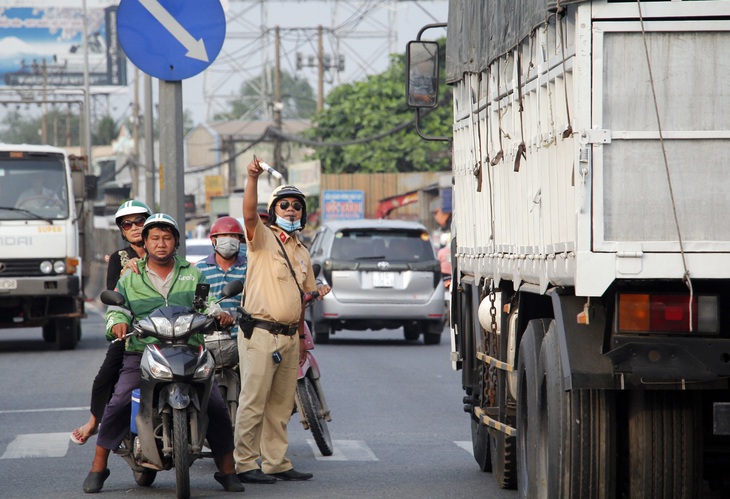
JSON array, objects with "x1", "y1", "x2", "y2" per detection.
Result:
[{"x1": 70, "y1": 425, "x2": 99, "y2": 445}]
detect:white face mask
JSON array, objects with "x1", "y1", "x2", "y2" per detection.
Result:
[{"x1": 214, "y1": 236, "x2": 240, "y2": 259}]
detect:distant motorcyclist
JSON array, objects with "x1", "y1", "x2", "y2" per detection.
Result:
[{"x1": 82, "y1": 213, "x2": 244, "y2": 494}]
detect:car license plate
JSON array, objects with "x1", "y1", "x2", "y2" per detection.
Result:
[
  {"x1": 373, "y1": 272, "x2": 394, "y2": 288},
  {"x1": 0, "y1": 278, "x2": 17, "y2": 290}
]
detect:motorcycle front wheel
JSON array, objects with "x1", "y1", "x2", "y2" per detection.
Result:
[
  {"x1": 172, "y1": 408, "x2": 191, "y2": 499},
  {"x1": 297, "y1": 377, "x2": 333, "y2": 456}
]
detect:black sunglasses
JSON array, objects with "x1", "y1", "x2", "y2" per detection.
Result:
[
  {"x1": 278, "y1": 200, "x2": 303, "y2": 211},
  {"x1": 121, "y1": 215, "x2": 147, "y2": 230}
]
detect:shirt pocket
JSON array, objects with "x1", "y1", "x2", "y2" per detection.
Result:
[{"x1": 273, "y1": 254, "x2": 290, "y2": 282}]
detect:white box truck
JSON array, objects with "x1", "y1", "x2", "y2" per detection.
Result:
[
  {"x1": 408, "y1": 1, "x2": 730, "y2": 497},
  {"x1": 0, "y1": 144, "x2": 92, "y2": 350}
]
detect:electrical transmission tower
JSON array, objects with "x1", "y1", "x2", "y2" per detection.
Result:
[{"x1": 202, "y1": 0, "x2": 441, "y2": 122}]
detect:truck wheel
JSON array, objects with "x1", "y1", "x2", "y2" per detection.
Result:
[
  {"x1": 313, "y1": 322, "x2": 330, "y2": 344},
  {"x1": 471, "y1": 417, "x2": 492, "y2": 472},
  {"x1": 490, "y1": 426, "x2": 517, "y2": 489},
  {"x1": 55, "y1": 318, "x2": 80, "y2": 350},
  {"x1": 626, "y1": 391, "x2": 701, "y2": 499},
  {"x1": 516, "y1": 319, "x2": 549, "y2": 499},
  {"x1": 538, "y1": 323, "x2": 615, "y2": 499}
]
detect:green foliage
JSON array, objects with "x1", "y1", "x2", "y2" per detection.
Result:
[
  {"x1": 93, "y1": 115, "x2": 117, "y2": 145},
  {"x1": 309, "y1": 47, "x2": 452, "y2": 173},
  {"x1": 215, "y1": 69, "x2": 316, "y2": 121},
  {"x1": 0, "y1": 108, "x2": 82, "y2": 146}
]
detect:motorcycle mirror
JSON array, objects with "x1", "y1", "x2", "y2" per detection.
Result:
[
  {"x1": 312, "y1": 263, "x2": 321, "y2": 276},
  {"x1": 219, "y1": 279, "x2": 244, "y2": 300},
  {"x1": 100, "y1": 290, "x2": 125, "y2": 306}
]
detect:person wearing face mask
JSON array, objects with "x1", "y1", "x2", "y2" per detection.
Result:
[
  {"x1": 232, "y1": 158, "x2": 330, "y2": 484},
  {"x1": 194, "y1": 216, "x2": 247, "y2": 328}
]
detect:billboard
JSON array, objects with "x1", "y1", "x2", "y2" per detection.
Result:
[
  {"x1": 323, "y1": 190, "x2": 365, "y2": 222},
  {"x1": 0, "y1": 1, "x2": 126, "y2": 87}
]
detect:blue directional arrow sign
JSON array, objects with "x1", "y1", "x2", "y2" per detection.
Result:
[{"x1": 117, "y1": 0, "x2": 226, "y2": 81}]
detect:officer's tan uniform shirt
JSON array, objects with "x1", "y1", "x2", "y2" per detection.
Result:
[{"x1": 243, "y1": 215, "x2": 316, "y2": 324}]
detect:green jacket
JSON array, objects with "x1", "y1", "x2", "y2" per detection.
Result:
[{"x1": 105, "y1": 255, "x2": 208, "y2": 353}]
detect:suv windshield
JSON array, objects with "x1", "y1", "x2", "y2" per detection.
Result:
[
  {"x1": 331, "y1": 229, "x2": 434, "y2": 261},
  {"x1": 0, "y1": 154, "x2": 69, "y2": 220}
]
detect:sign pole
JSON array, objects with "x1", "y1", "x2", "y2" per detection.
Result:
[{"x1": 158, "y1": 79, "x2": 186, "y2": 257}]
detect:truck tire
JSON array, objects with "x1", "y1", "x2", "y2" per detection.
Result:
[
  {"x1": 55, "y1": 318, "x2": 80, "y2": 350},
  {"x1": 172, "y1": 408, "x2": 191, "y2": 499},
  {"x1": 538, "y1": 323, "x2": 615, "y2": 499},
  {"x1": 516, "y1": 319, "x2": 549, "y2": 499},
  {"x1": 626, "y1": 391, "x2": 701, "y2": 499},
  {"x1": 471, "y1": 417, "x2": 492, "y2": 472},
  {"x1": 490, "y1": 425, "x2": 517, "y2": 489}
]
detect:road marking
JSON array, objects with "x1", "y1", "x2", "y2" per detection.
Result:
[
  {"x1": 0, "y1": 406, "x2": 87, "y2": 415},
  {"x1": 455, "y1": 441, "x2": 474, "y2": 456},
  {"x1": 1, "y1": 433, "x2": 70, "y2": 459},
  {"x1": 307, "y1": 439, "x2": 378, "y2": 461}
]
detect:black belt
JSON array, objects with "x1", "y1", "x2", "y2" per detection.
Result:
[{"x1": 253, "y1": 319, "x2": 298, "y2": 336}]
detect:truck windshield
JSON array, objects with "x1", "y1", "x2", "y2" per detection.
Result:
[{"x1": 0, "y1": 155, "x2": 69, "y2": 220}]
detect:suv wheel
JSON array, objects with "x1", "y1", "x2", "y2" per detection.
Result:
[
  {"x1": 403, "y1": 324, "x2": 420, "y2": 341},
  {"x1": 313, "y1": 322, "x2": 330, "y2": 344}
]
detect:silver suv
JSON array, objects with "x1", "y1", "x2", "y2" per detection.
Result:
[{"x1": 308, "y1": 219, "x2": 445, "y2": 344}]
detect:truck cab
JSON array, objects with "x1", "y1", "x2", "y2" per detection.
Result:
[{"x1": 0, "y1": 144, "x2": 89, "y2": 349}]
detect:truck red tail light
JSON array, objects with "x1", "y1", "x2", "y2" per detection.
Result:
[{"x1": 618, "y1": 293, "x2": 719, "y2": 334}]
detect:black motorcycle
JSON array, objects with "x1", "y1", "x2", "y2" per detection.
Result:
[{"x1": 100, "y1": 280, "x2": 243, "y2": 499}]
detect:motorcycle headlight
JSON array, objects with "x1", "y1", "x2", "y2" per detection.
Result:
[
  {"x1": 174, "y1": 314, "x2": 194, "y2": 336},
  {"x1": 150, "y1": 317, "x2": 174, "y2": 338},
  {"x1": 194, "y1": 351, "x2": 215, "y2": 380},
  {"x1": 148, "y1": 347, "x2": 173, "y2": 380}
]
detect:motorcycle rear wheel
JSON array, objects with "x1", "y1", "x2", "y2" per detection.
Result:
[
  {"x1": 298, "y1": 377, "x2": 333, "y2": 456},
  {"x1": 172, "y1": 408, "x2": 191, "y2": 499},
  {"x1": 133, "y1": 469, "x2": 157, "y2": 487}
]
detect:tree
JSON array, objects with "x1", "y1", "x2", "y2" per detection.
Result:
[
  {"x1": 309, "y1": 44, "x2": 452, "y2": 174},
  {"x1": 0, "y1": 108, "x2": 82, "y2": 146},
  {"x1": 93, "y1": 115, "x2": 117, "y2": 145},
  {"x1": 215, "y1": 69, "x2": 316, "y2": 121}
]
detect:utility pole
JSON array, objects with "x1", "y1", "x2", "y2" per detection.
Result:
[
  {"x1": 42, "y1": 59, "x2": 47, "y2": 143},
  {"x1": 317, "y1": 25, "x2": 324, "y2": 112},
  {"x1": 132, "y1": 68, "x2": 140, "y2": 197},
  {"x1": 144, "y1": 74, "x2": 155, "y2": 210},
  {"x1": 273, "y1": 26, "x2": 283, "y2": 174}
]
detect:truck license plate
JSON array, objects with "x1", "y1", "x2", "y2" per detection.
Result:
[
  {"x1": 373, "y1": 272, "x2": 394, "y2": 288},
  {"x1": 0, "y1": 279, "x2": 17, "y2": 290}
]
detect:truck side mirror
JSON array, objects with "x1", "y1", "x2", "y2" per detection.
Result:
[{"x1": 406, "y1": 40, "x2": 440, "y2": 109}]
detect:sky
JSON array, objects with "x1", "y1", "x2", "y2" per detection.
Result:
[
  {"x1": 179, "y1": 0, "x2": 449, "y2": 125},
  {"x1": 0, "y1": 0, "x2": 448, "y2": 128}
]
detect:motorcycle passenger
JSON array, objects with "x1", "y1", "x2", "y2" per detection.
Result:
[
  {"x1": 71, "y1": 200, "x2": 151, "y2": 446},
  {"x1": 82, "y1": 213, "x2": 244, "y2": 494},
  {"x1": 195, "y1": 216, "x2": 247, "y2": 323},
  {"x1": 233, "y1": 161, "x2": 318, "y2": 484}
]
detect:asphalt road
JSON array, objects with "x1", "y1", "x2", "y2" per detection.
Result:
[{"x1": 0, "y1": 303, "x2": 517, "y2": 499}]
